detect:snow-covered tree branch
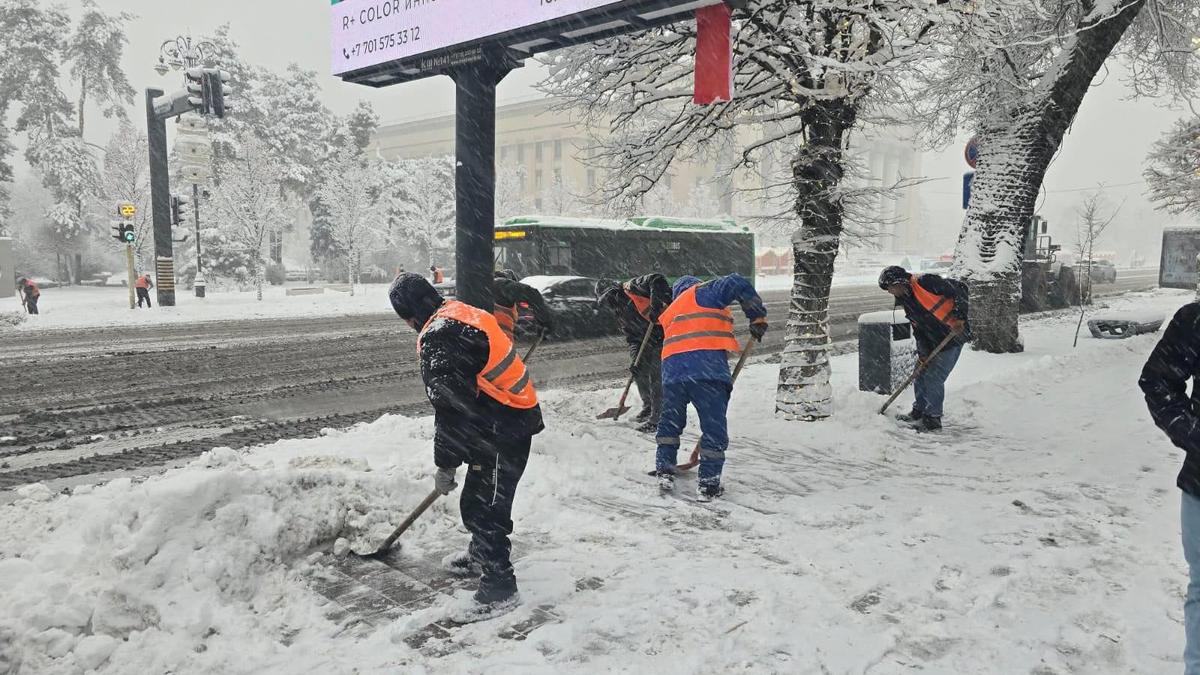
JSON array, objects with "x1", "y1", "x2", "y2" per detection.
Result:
[{"x1": 1145, "y1": 115, "x2": 1200, "y2": 216}]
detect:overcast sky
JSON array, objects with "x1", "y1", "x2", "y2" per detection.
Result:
[{"x1": 45, "y1": 0, "x2": 1194, "y2": 260}]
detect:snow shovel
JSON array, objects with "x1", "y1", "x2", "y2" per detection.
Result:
[
  {"x1": 522, "y1": 329, "x2": 546, "y2": 364},
  {"x1": 596, "y1": 323, "x2": 656, "y2": 421},
  {"x1": 361, "y1": 488, "x2": 442, "y2": 559},
  {"x1": 675, "y1": 338, "x2": 757, "y2": 472},
  {"x1": 877, "y1": 330, "x2": 959, "y2": 416}
]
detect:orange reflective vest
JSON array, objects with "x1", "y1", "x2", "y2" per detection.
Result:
[
  {"x1": 910, "y1": 275, "x2": 963, "y2": 331},
  {"x1": 658, "y1": 285, "x2": 739, "y2": 360},
  {"x1": 431, "y1": 268, "x2": 445, "y2": 284},
  {"x1": 135, "y1": 276, "x2": 151, "y2": 289},
  {"x1": 25, "y1": 282, "x2": 39, "y2": 298},
  {"x1": 494, "y1": 303, "x2": 518, "y2": 340},
  {"x1": 623, "y1": 284, "x2": 653, "y2": 320},
  {"x1": 418, "y1": 300, "x2": 538, "y2": 410}
]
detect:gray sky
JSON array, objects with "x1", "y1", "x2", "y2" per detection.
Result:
[{"x1": 52, "y1": 0, "x2": 1195, "y2": 260}]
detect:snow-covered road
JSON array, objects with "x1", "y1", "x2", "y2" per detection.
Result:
[{"x1": 0, "y1": 288, "x2": 1191, "y2": 674}]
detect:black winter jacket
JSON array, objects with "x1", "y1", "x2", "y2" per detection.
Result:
[
  {"x1": 598, "y1": 274, "x2": 672, "y2": 349},
  {"x1": 1139, "y1": 302, "x2": 1200, "y2": 496},
  {"x1": 895, "y1": 273, "x2": 967, "y2": 354},
  {"x1": 494, "y1": 278, "x2": 556, "y2": 333},
  {"x1": 420, "y1": 310, "x2": 544, "y2": 469}
]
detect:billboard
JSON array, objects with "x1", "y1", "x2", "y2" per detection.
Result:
[
  {"x1": 332, "y1": 0, "x2": 627, "y2": 76},
  {"x1": 1160, "y1": 226, "x2": 1200, "y2": 290}
]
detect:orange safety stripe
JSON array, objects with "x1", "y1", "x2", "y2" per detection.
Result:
[
  {"x1": 910, "y1": 275, "x2": 962, "y2": 330},
  {"x1": 418, "y1": 300, "x2": 538, "y2": 409},
  {"x1": 658, "y1": 285, "x2": 739, "y2": 360}
]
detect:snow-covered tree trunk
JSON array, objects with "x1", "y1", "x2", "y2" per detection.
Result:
[
  {"x1": 776, "y1": 112, "x2": 853, "y2": 420},
  {"x1": 951, "y1": 0, "x2": 1147, "y2": 353},
  {"x1": 255, "y1": 255, "x2": 264, "y2": 301},
  {"x1": 348, "y1": 247, "x2": 357, "y2": 296}
]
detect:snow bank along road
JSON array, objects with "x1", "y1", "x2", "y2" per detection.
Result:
[
  {"x1": 0, "y1": 271, "x2": 1159, "y2": 492},
  {"x1": 0, "y1": 287, "x2": 1189, "y2": 674}
]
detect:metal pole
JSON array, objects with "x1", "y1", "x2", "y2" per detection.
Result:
[
  {"x1": 192, "y1": 182, "x2": 205, "y2": 298},
  {"x1": 146, "y1": 88, "x2": 176, "y2": 307},
  {"x1": 125, "y1": 243, "x2": 136, "y2": 309},
  {"x1": 450, "y1": 57, "x2": 510, "y2": 311}
]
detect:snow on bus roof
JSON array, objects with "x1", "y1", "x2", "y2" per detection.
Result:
[
  {"x1": 500, "y1": 215, "x2": 747, "y2": 234},
  {"x1": 1163, "y1": 225, "x2": 1200, "y2": 233}
]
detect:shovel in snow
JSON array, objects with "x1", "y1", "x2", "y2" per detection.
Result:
[
  {"x1": 674, "y1": 338, "x2": 757, "y2": 472},
  {"x1": 596, "y1": 322, "x2": 656, "y2": 421},
  {"x1": 877, "y1": 329, "x2": 959, "y2": 416},
  {"x1": 358, "y1": 488, "x2": 441, "y2": 560}
]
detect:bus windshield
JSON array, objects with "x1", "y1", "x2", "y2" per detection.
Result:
[{"x1": 495, "y1": 240, "x2": 538, "y2": 279}]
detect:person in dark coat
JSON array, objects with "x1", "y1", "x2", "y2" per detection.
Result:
[
  {"x1": 1139, "y1": 302, "x2": 1200, "y2": 674},
  {"x1": 879, "y1": 266, "x2": 968, "y2": 432},
  {"x1": 597, "y1": 274, "x2": 672, "y2": 432},
  {"x1": 654, "y1": 274, "x2": 766, "y2": 500},
  {"x1": 493, "y1": 269, "x2": 555, "y2": 340},
  {"x1": 389, "y1": 273, "x2": 544, "y2": 623},
  {"x1": 17, "y1": 278, "x2": 39, "y2": 315}
]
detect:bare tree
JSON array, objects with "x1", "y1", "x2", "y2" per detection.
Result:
[
  {"x1": 94, "y1": 123, "x2": 151, "y2": 266},
  {"x1": 209, "y1": 139, "x2": 291, "y2": 300},
  {"x1": 1145, "y1": 114, "x2": 1200, "y2": 216},
  {"x1": 1071, "y1": 189, "x2": 1120, "y2": 346},
  {"x1": 905, "y1": 0, "x2": 1199, "y2": 353},
  {"x1": 540, "y1": 1, "x2": 964, "y2": 420},
  {"x1": 316, "y1": 145, "x2": 386, "y2": 295}
]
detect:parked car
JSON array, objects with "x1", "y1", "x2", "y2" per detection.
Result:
[
  {"x1": 1078, "y1": 260, "x2": 1117, "y2": 284},
  {"x1": 520, "y1": 275, "x2": 618, "y2": 339}
]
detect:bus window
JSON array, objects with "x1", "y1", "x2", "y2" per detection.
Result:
[
  {"x1": 496, "y1": 240, "x2": 538, "y2": 278},
  {"x1": 546, "y1": 241, "x2": 573, "y2": 275}
]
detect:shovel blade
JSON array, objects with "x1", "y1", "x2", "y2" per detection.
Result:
[{"x1": 596, "y1": 405, "x2": 631, "y2": 420}]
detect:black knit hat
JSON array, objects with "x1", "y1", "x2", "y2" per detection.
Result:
[
  {"x1": 389, "y1": 273, "x2": 443, "y2": 321},
  {"x1": 878, "y1": 266, "x2": 910, "y2": 290}
]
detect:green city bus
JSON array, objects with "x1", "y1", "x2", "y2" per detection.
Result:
[{"x1": 493, "y1": 215, "x2": 756, "y2": 281}]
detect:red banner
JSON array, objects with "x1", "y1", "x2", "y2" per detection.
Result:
[{"x1": 693, "y1": 4, "x2": 732, "y2": 105}]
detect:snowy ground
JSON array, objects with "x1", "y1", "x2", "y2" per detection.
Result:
[
  {"x1": 0, "y1": 289, "x2": 1193, "y2": 674},
  {"x1": 4, "y1": 274, "x2": 875, "y2": 331}
]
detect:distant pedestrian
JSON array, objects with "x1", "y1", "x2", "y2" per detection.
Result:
[
  {"x1": 135, "y1": 273, "x2": 153, "y2": 308},
  {"x1": 1139, "y1": 302, "x2": 1200, "y2": 675},
  {"x1": 430, "y1": 265, "x2": 445, "y2": 284},
  {"x1": 878, "y1": 266, "x2": 969, "y2": 432},
  {"x1": 17, "y1": 277, "x2": 39, "y2": 315}
]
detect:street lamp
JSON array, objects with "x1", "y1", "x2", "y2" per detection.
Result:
[{"x1": 156, "y1": 35, "x2": 217, "y2": 299}]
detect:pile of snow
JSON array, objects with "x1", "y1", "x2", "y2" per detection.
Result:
[{"x1": 0, "y1": 289, "x2": 1194, "y2": 673}]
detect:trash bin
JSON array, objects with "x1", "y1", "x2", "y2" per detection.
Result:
[
  {"x1": 194, "y1": 276, "x2": 206, "y2": 299},
  {"x1": 858, "y1": 310, "x2": 916, "y2": 394}
]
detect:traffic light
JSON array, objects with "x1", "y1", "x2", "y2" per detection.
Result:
[
  {"x1": 185, "y1": 68, "x2": 207, "y2": 115},
  {"x1": 205, "y1": 69, "x2": 232, "y2": 118},
  {"x1": 170, "y1": 194, "x2": 190, "y2": 226},
  {"x1": 111, "y1": 224, "x2": 135, "y2": 243}
]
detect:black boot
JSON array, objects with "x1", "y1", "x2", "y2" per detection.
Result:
[
  {"x1": 915, "y1": 416, "x2": 942, "y2": 433},
  {"x1": 896, "y1": 408, "x2": 925, "y2": 424},
  {"x1": 635, "y1": 408, "x2": 652, "y2": 423}
]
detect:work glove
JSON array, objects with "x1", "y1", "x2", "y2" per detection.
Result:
[
  {"x1": 434, "y1": 467, "x2": 458, "y2": 495},
  {"x1": 749, "y1": 318, "x2": 768, "y2": 341}
]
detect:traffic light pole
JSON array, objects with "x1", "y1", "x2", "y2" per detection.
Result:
[
  {"x1": 125, "y1": 244, "x2": 136, "y2": 309},
  {"x1": 450, "y1": 55, "x2": 512, "y2": 312},
  {"x1": 146, "y1": 88, "x2": 176, "y2": 307},
  {"x1": 192, "y1": 182, "x2": 205, "y2": 298}
]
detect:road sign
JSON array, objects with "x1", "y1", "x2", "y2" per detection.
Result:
[
  {"x1": 964, "y1": 135, "x2": 980, "y2": 169},
  {"x1": 117, "y1": 202, "x2": 137, "y2": 219},
  {"x1": 962, "y1": 171, "x2": 974, "y2": 210},
  {"x1": 333, "y1": 0, "x2": 724, "y2": 85}
]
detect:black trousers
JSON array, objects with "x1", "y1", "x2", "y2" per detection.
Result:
[
  {"x1": 24, "y1": 296, "x2": 38, "y2": 315},
  {"x1": 136, "y1": 288, "x2": 151, "y2": 308},
  {"x1": 459, "y1": 434, "x2": 531, "y2": 598},
  {"x1": 629, "y1": 341, "x2": 663, "y2": 423}
]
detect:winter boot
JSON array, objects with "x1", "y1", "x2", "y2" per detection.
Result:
[
  {"x1": 696, "y1": 482, "x2": 724, "y2": 502},
  {"x1": 635, "y1": 420, "x2": 657, "y2": 434},
  {"x1": 635, "y1": 407, "x2": 652, "y2": 423},
  {"x1": 915, "y1": 416, "x2": 942, "y2": 433},
  {"x1": 447, "y1": 588, "x2": 521, "y2": 624},
  {"x1": 656, "y1": 470, "x2": 675, "y2": 493},
  {"x1": 896, "y1": 408, "x2": 925, "y2": 424},
  {"x1": 441, "y1": 551, "x2": 481, "y2": 578}
]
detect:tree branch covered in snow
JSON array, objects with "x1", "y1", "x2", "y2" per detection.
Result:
[
  {"x1": 316, "y1": 145, "x2": 387, "y2": 294},
  {"x1": 381, "y1": 156, "x2": 456, "y2": 269},
  {"x1": 1145, "y1": 115, "x2": 1200, "y2": 216}
]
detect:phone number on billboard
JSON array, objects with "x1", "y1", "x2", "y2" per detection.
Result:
[{"x1": 349, "y1": 27, "x2": 422, "y2": 57}]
